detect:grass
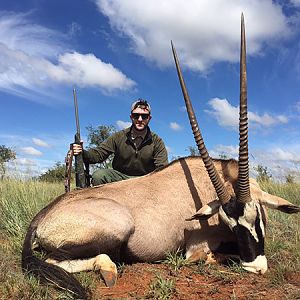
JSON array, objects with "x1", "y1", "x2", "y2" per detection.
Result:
[
  {"x1": 260, "y1": 181, "x2": 300, "y2": 285},
  {"x1": 147, "y1": 273, "x2": 175, "y2": 300},
  {"x1": 163, "y1": 248, "x2": 189, "y2": 272},
  {"x1": 0, "y1": 178, "x2": 299, "y2": 299},
  {"x1": 0, "y1": 178, "x2": 65, "y2": 299}
]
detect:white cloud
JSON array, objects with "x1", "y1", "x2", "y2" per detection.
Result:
[
  {"x1": 214, "y1": 144, "x2": 239, "y2": 159},
  {"x1": 206, "y1": 98, "x2": 238, "y2": 128},
  {"x1": 206, "y1": 98, "x2": 289, "y2": 129},
  {"x1": 0, "y1": 11, "x2": 65, "y2": 58},
  {"x1": 165, "y1": 145, "x2": 172, "y2": 153},
  {"x1": 290, "y1": 0, "x2": 300, "y2": 7},
  {"x1": 170, "y1": 122, "x2": 183, "y2": 131},
  {"x1": 21, "y1": 146, "x2": 43, "y2": 156},
  {"x1": 95, "y1": 0, "x2": 291, "y2": 71},
  {"x1": 116, "y1": 120, "x2": 131, "y2": 129},
  {"x1": 250, "y1": 146, "x2": 300, "y2": 181},
  {"x1": 269, "y1": 147, "x2": 300, "y2": 163},
  {"x1": 32, "y1": 138, "x2": 50, "y2": 148},
  {"x1": 209, "y1": 144, "x2": 300, "y2": 181},
  {"x1": 13, "y1": 158, "x2": 36, "y2": 166},
  {"x1": 0, "y1": 12, "x2": 135, "y2": 99},
  {"x1": 0, "y1": 44, "x2": 135, "y2": 92}
]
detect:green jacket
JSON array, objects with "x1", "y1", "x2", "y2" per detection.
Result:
[{"x1": 83, "y1": 126, "x2": 168, "y2": 176}]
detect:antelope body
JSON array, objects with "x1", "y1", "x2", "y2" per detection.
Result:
[{"x1": 22, "y1": 15, "x2": 300, "y2": 299}]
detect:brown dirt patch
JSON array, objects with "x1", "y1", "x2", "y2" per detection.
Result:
[{"x1": 91, "y1": 263, "x2": 300, "y2": 300}]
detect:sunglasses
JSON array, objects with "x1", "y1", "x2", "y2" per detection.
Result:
[{"x1": 131, "y1": 113, "x2": 150, "y2": 120}]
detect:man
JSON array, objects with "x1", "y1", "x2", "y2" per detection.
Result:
[{"x1": 73, "y1": 99, "x2": 168, "y2": 185}]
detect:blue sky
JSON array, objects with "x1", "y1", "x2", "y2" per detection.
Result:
[{"x1": 1, "y1": 0, "x2": 300, "y2": 181}]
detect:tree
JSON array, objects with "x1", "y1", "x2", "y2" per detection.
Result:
[
  {"x1": 86, "y1": 125, "x2": 117, "y2": 169},
  {"x1": 186, "y1": 146, "x2": 200, "y2": 157},
  {"x1": 219, "y1": 153, "x2": 229, "y2": 159},
  {"x1": 285, "y1": 174, "x2": 295, "y2": 184},
  {"x1": 0, "y1": 145, "x2": 16, "y2": 179},
  {"x1": 255, "y1": 165, "x2": 272, "y2": 183},
  {"x1": 39, "y1": 161, "x2": 74, "y2": 182}
]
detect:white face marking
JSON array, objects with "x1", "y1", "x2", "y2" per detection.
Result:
[
  {"x1": 197, "y1": 200, "x2": 221, "y2": 216},
  {"x1": 242, "y1": 255, "x2": 268, "y2": 274},
  {"x1": 219, "y1": 201, "x2": 265, "y2": 242},
  {"x1": 219, "y1": 206, "x2": 237, "y2": 230},
  {"x1": 238, "y1": 202, "x2": 265, "y2": 242}
]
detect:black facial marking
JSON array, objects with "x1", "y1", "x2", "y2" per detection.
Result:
[{"x1": 222, "y1": 198, "x2": 265, "y2": 262}]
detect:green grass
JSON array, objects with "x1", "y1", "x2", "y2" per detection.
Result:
[
  {"x1": 260, "y1": 181, "x2": 300, "y2": 284},
  {"x1": 163, "y1": 248, "x2": 189, "y2": 272},
  {"x1": 0, "y1": 178, "x2": 65, "y2": 299},
  {"x1": 147, "y1": 273, "x2": 175, "y2": 300}
]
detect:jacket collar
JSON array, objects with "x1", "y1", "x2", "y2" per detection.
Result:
[{"x1": 125, "y1": 126, "x2": 153, "y2": 147}]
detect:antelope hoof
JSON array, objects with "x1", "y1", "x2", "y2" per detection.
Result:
[
  {"x1": 100, "y1": 269, "x2": 117, "y2": 287},
  {"x1": 94, "y1": 254, "x2": 118, "y2": 287}
]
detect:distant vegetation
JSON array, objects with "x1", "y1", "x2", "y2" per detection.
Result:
[
  {"x1": 0, "y1": 145, "x2": 16, "y2": 180},
  {"x1": 38, "y1": 161, "x2": 71, "y2": 183}
]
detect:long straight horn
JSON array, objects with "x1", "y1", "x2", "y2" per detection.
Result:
[
  {"x1": 238, "y1": 14, "x2": 251, "y2": 203},
  {"x1": 171, "y1": 41, "x2": 231, "y2": 204}
]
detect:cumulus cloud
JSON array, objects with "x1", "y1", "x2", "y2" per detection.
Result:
[
  {"x1": 269, "y1": 147, "x2": 300, "y2": 163},
  {"x1": 0, "y1": 12, "x2": 135, "y2": 99},
  {"x1": 214, "y1": 144, "x2": 239, "y2": 158},
  {"x1": 170, "y1": 122, "x2": 183, "y2": 131},
  {"x1": 205, "y1": 98, "x2": 289, "y2": 129},
  {"x1": 21, "y1": 146, "x2": 43, "y2": 156},
  {"x1": 116, "y1": 120, "x2": 131, "y2": 129},
  {"x1": 32, "y1": 138, "x2": 50, "y2": 148},
  {"x1": 209, "y1": 144, "x2": 300, "y2": 181},
  {"x1": 95, "y1": 0, "x2": 291, "y2": 71}
]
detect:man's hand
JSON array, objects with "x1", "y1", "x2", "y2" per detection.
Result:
[{"x1": 72, "y1": 142, "x2": 83, "y2": 156}]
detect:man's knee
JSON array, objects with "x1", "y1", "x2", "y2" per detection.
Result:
[{"x1": 92, "y1": 169, "x2": 115, "y2": 185}]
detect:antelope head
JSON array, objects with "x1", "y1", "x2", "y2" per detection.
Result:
[{"x1": 172, "y1": 14, "x2": 267, "y2": 274}]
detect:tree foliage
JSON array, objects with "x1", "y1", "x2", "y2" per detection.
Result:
[
  {"x1": 86, "y1": 124, "x2": 117, "y2": 169},
  {"x1": 255, "y1": 165, "x2": 272, "y2": 183},
  {"x1": 0, "y1": 145, "x2": 16, "y2": 179},
  {"x1": 86, "y1": 125, "x2": 116, "y2": 148},
  {"x1": 39, "y1": 162, "x2": 74, "y2": 183},
  {"x1": 186, "y1": 146, "x2": 200, "y2": 157},
  {"x1": 285, "y1": 174, "x2": 295, "y2": 184}
]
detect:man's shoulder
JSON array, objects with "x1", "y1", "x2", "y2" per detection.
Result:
[
  {"x1": 149, "y1": 130, "x2": 164, "y2": 143},
  {"x1": 110, "y1": 127, "x2": 131, "y2": 139}
]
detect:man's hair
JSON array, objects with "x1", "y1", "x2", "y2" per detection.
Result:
[{"x1": 131, "y1": 98, "x2": 151, "y2": 113}]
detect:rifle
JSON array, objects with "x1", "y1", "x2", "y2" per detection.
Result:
[{"x1": 64, "y1": 88, "x2": 90, "y2": 192}]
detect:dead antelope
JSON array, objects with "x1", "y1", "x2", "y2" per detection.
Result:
[{"x1": 22, "y1": 15, "x2": 300, "y2": 299}]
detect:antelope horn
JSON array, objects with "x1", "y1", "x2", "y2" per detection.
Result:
[
  {"x1": 238, "y1": 14, "x2": 251, "y2": 203},
  {"x1": 171, "y1": 41, "x2": 231, "y2": 204}
]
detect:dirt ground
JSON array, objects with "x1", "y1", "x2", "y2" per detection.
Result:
[{"x1": 91, "y1": 262, "x2": 300, "y2": 300}]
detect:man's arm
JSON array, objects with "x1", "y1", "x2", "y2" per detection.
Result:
[
  {"x1": 73, "y1": 134, "x2": 117, "y2": 164},
  {"x1": 153, "y1": 136, "x2": 168, "y2": 168}
]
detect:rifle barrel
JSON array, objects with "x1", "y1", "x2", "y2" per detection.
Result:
[{"x1": 73, "y1": 88, "x2": 81, "y2": 139}]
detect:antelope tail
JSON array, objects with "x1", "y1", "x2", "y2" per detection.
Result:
[{"x1": 22, "y1": 213, "x2": 89, "y2": 299}]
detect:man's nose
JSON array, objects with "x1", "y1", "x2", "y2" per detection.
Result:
[{"x1": 138, "y1": 115, "x2": 143, "y2": 121}]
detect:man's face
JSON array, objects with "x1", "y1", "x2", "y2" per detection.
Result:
[{"x1": 130, "y1": 107, "x2": 151, "y2": 131}]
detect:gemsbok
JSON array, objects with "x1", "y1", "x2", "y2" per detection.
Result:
[{"x1": 22, "y1": 14, "x2": 300, "y2": 299}]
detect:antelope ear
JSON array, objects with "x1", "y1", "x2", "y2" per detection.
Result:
[
  {"x1": 250, "y1": 178, "x2": 300, "y2": 214},
  {"x1": 186, "y1": 200, "x2": 221, "y2": 221}
]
